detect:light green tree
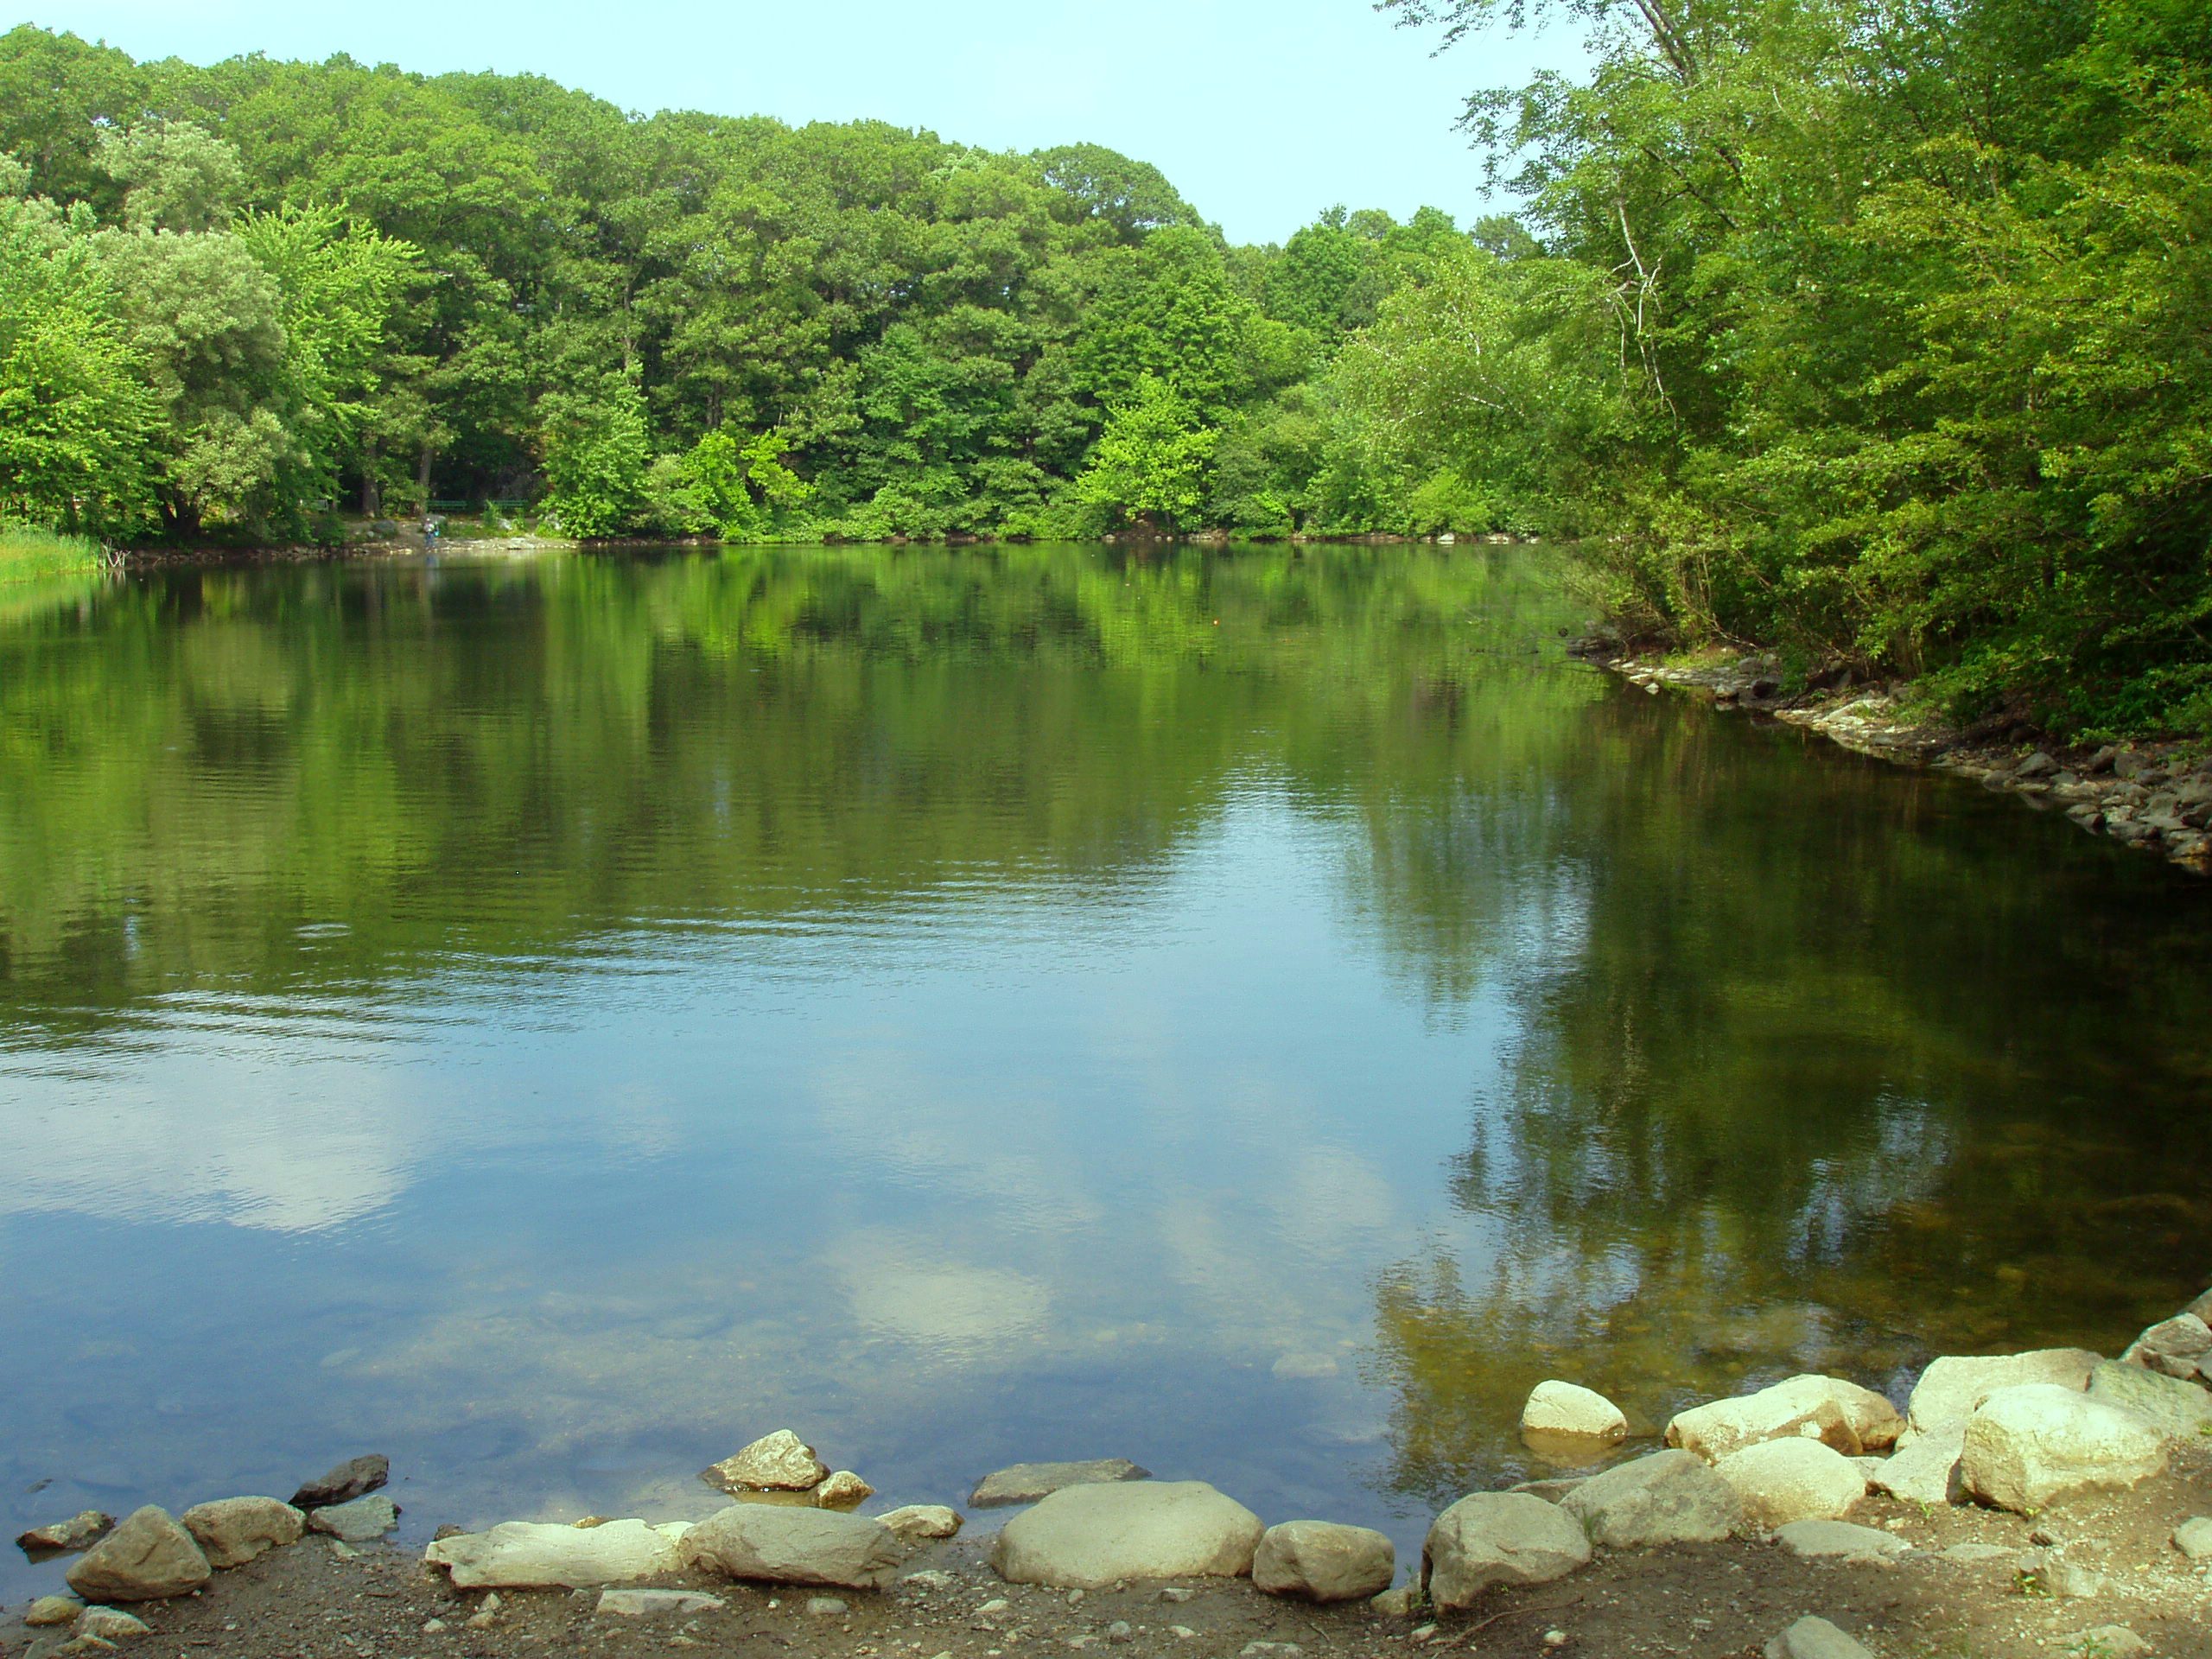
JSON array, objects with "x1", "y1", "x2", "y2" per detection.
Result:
[{"x1": 1072, "y1": 374, "x2": 1217, "y2": 531}]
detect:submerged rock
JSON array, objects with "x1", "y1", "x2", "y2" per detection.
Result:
[
  {"x1": 813, "y1": 1471, "x2": 874, "y2": 1510},
  {"x1": 1713, "y1": 1440, "x2": 1866, "y2": 1529},
  {"x1": 1905, "y1": 1350, "x2": 2099, "y2": 1433},
  {"x1": 289, "y1": 1454, "x2": 389, "y2": 1511},
  {"x1": 181, "y1": 1497, "x2": 305, "y2": 1568},
  {"x1": 64, "y1": 1508, "x2": 211, "y2": 1603},
  {"x1": 1251, "y1": 1521, "x2": 1394, "y2": 1604},
  {"x1": 428, "y1": 1519, "x2": 690, "y2": 1588},
  {"x1": 702, "y1": 1430, "x2": 830, "y2": 1494},
  {"x1": 1960, "y1": 1384, "x2": 2166, "y2": 1512},
  {"x1": 1560, "y1": 1450, "x2": 1744, "y2": 1548},
  {"x1": 1421, "y1": 1494, "x2": 1588, "y2": 1611},
  {"x1": 16, "y1": 1512, "x2": 114, "y2": 1554},
  {"x1": 686, "y1": 1504, "x2": 904, "y2": 1590},
  {"x1": 969, "y1": 1458, "x2": 1152, "y2": 1509},
  {"x1": 990, "y1": 1481, "x2": 1262, "y2": 1589},
  {"x1": 1669, "y1": 1376, "x2": 1900, "y2": 1461},
  {"x1": 307, "y1": 1494, "x2": 397, "y2": 1542},
  {"x1": 1519, "y1": 1381, "x2": 1628, "y2": 1442},
  {"x1": 877, "y1": 1504, "x2": 963, "y2": 1544}
]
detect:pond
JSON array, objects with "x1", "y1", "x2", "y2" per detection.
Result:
[{"x1": 2, "y1": 543, "x2": 2208, "y2": 1597}]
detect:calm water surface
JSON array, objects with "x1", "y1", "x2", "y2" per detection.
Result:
[{"x1": 3, "y1": 544, "x2": 2209, "y2": 1595}]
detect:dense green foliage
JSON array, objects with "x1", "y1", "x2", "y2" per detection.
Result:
[
  {"x1": 5, "y1": 8, "x2": 2209, "y2": 731},
  {"x1": 0, "y1": 29, "x2": 1491, "y2": 549},
  {"x1": 1379, "y1": 0, "x2": 2212, "y2": 734}
]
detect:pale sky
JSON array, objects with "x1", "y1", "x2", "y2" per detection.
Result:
[{"x1": 14, "y1": 0, "x2": 1590, "y2": 244}]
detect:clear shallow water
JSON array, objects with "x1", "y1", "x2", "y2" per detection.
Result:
[{"x1": 3, "y1": 544, "x2": 2209, "y2": 1597}]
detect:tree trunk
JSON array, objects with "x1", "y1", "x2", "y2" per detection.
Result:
[
  {"x1": 417, "y1": 440, "x2": 434, "y2": 509},
  {"x1": 361, "y1": 435, "x2": 380, "y2": 516}
]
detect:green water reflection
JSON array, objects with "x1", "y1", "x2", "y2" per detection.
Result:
[{"x1": 1, "y1": 543, "x2": 2207, "y2": 1586}]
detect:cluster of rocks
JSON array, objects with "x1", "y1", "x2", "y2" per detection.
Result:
[
  {"x1": 1414, "y1": 1287, "x2": 2212, "y2": 1656},
  {"x1": 16, "y1": 1295, "x2": 2212, "y2": 1657},
  {"x1": 9, "y1": 1456, "x2": 397, "y2": 1655},
  {"x1": 1571, "y1": 642, "x2": 2212, "y2": 874}
]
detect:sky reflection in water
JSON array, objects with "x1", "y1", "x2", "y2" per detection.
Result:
[{"x1": 2, "y1": 545, "x2": 2209, "y2": 1599}]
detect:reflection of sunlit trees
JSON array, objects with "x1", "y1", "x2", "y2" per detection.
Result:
[{"x1": 1364, "y1": 696, "x2": 2212, "y2": 1507}]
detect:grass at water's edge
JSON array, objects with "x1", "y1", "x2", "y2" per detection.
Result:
[{"x1": 0, "y1": 525, "x2": 111, "y2": 584}]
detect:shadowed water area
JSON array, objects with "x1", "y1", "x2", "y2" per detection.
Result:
[{"x1": 3, "y1": 544, "x2": 2209, "y2": 1597}]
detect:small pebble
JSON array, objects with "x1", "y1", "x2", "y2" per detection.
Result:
[
  {"x1": 1170, "y1": 1628, "x2": 1196, "y2": 1641},
  {"x1": 808, "y1": 1597, "x2": 849, "y2": 1617},
  {"x1": 1068, "y1": 1589, "x2": 1084, "y2": 1605},
  {"x1": 1159, "y1": 1587, "x2": 1195, "y2": 1604},
  {"x1": 1107, "y1": 1622, "x2": 1133, "y2": 1644},
  {"x1": 977, "y1": 1599, "x2": 1010, "y2": 1616},
  {"x1": 423, "y1": 1619, "x2": 448, "y2": 1633},
  {"x1": 1544, "y1": 1635, "x2": 1567, "y2": 1649}
]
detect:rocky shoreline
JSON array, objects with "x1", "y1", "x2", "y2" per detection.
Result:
[
  {"x1": 1571, "y1": 643, "x2": 2212, "y2": 877},
  {"x1": 10, "y1": 1289, "x2": 2212, "y2": 1659}
]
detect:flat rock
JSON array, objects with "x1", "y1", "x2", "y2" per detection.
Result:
[
  {"x1": 428, "y1": 1519, "x2": 690, "y2": 1588},
  {"x1": 1961, "y1": 1384, "x2": 2166, "y2": 1512},
  {"x1": 1520, "y1": 1382, "x2": 1628, "y2": 1441},
  {"x1": 1866, "y1": 1421, "x2": 1965, "y2": 1507},
  {"x1": 1421, "y1": 1494, "x2": 1588, "y2": 1611},
  {"x1": 813, "y1": 1471, "x2": 874, "y2": 1509},
  {"x1": 702, "y1": 1430, "x2": 830, "y2": 1494},
  {"x1": 1715, "y1": 1440, "x2": 1867, "y2": 1529},
  {"x1": 1252, "y1": 1521, "x2": 1394, "y2": 1604},
  {"x1": 970, "y1": 1459, "x2": 1151, "y2": 1509},
  {"x1": 2120, "y1": 1313, "x2": 2212, "y2": 1380},
  {"x1": 1940, "y1": 1542, "x2": 2013, "y2": 1563},
  {"x1": 1906, "y1": 1351, "x2": 2100, "y2": 1433},
  {"x1": 65, "y1": 1508, "x2": 211, "y2": 1603},
  {"x1": 74, "y1": 1609, "x2": 149, "y2": 1642},
  {"x1": 1764, "y1": 1615, "x2": 1873, "y2": 1659},
  {"x1": 989, "y1": 1480, "x2": 1262, "y2": 1589},
  {"x1": 1669, "y1": 1376, "x2": 1902, "y2": 1461},
  {"x1": 307, "y1": 1494, "x2": 398, "y2": 1541},
  {"x1": 878, "y1": 1504, "x2": 963, "y2": 1544},
  {"x1": 181, "y1": 1497, "x2": 305, "y2": 1568},
  {"x1": 2069, "y1": 1626, "x2": 2148, "y2": 1657},
  {"x1": 595, "y1": 1588, "x2": 727, "y2": 1618},
  {"x1": 1770, "y1": 1522, "x2": 1909, "y2": 1561},
  {"x1": 25, "y1": 1597, "x2": 81, "y2": 1626},
  {"x1": 290, "y1": 1454, "x2": 389, "y2": 1511},
  {"x1": 687, "y1": 1504, "x2": 904, "y2": 1590},
  {"x1": 2173, "y1": 1516, "x2": 2212, "y2": 1560},
  {"x1": 2087, "y1": 1358, "x2": 2212, "y2": 1439},
  {"x1": 1560, "y1": 1450, "x2": 1744, "y2": 1548},
  {"x1": 17, "y1": 1513, "x2": 114, "y2": 1554}
]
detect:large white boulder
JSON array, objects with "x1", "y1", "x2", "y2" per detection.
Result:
[
  {"x1": 2120, "y1": 1313, "x2": 2212, "y2": 1381},
  {"x1": 1421, "y1": 1494, "x2": 1590, "y2": 1611},
  {"x1": 687, "y1": 1505, "x2": 904, "y2": 1590},
  {"x1": 1713, "y1": 1440, "x2": 1866, "y2": 1529},
  {"x1": 1669, "y1": 1376, "x2": 1901, "y2": 1461},
  {"x1": 1251, "y1": 1521, "x2": 1394, "y2": 1604},
  {"x1": 180, "y1": 1497, "x2": 305, "y2": 1569},
  {"x1": 989, "y1": 1481, "x2": 1262, "y2": 1590},
  {"x1": 1559, "y1": 1450, "x2": 1743, "y2": 1547},
  {"x1": 1520, "y1": 1382, "x2": 1628, "y2": 1441},
  {"x1": 1959, "y1": 1383, "x2": 2167, "y2": 1512},
  {"x1": 427, "y1": 1519, "x2": 690, "y2": 1588},
  {"x1": 1905, "y1": 1350, "x2": 2099, "y2": 1433},
  {"x1": 877, "y1": 1504, "x2": 963, "y2": 1544},
  {"x1": 1866, "y1": 1421, "x2": 1965, "y2": 1507},
  {"x1": 65, "y1": 1508, "x2": 212, "y2": 1603},
  {"x1": 2087, "y1": 1359, "x2": 2212, "y2": 1440},
  {"x1": 702, "y1": 1430, "x2": 830, "y2": 1494}
]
